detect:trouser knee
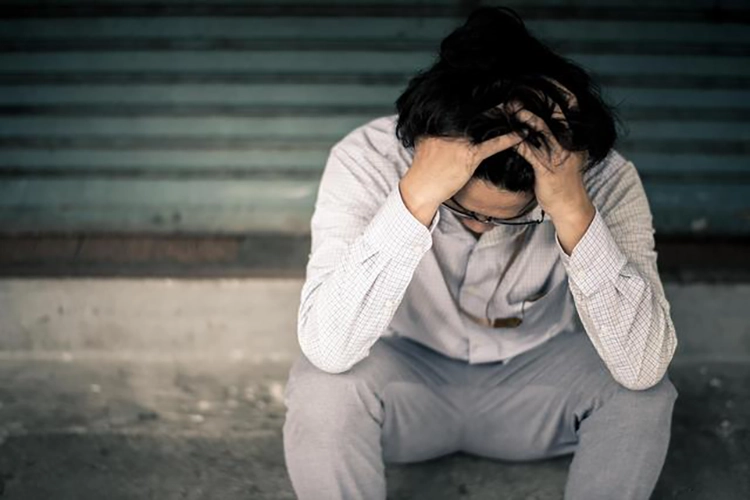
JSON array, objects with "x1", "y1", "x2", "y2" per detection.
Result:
[
  {"x1": 283, "y1": 360, "x2": 381, "y2": 441},
  {"x1": 605, "y1": 374, "x2": 678, "y2": 424}
]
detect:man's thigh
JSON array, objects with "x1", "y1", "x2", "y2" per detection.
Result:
[
  {"x1": 460, "y1": 329, "x2": 634, "y2": 460},
  {"x1": 283, "y1": 335, "x2": 468, "y2": 463}
]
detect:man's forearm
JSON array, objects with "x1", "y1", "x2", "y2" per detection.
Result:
[
  {"x1": 552, "y1": 199, "x2": 596, "y2": 256},
  {"x1": 555, "y1": 208, "x2": 677, "y2": 390}
]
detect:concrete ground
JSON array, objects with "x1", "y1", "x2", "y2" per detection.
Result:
[
  {"x1": 0, "y1": 357, "x2": 747, "y2": 500},
  {"x1": 1, "y1": 278, "x2": 748, "y2": 499}
]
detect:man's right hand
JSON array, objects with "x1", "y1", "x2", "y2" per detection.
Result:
[{"x1": 399, "y1": 132, "x2": 526, "y2": 226}]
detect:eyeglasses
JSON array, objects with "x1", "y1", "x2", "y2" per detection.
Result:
[{"x1": 441, "y1": 196, "x2": 545, "y2": 226}]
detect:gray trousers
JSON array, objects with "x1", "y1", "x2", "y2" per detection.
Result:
[{"x1": 282, "y1": 329, "x2": 678, "y2": 499}]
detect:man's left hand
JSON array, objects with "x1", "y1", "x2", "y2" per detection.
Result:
[{"x1": 505, "y1": 99, "x2": 596, "y2": 254}]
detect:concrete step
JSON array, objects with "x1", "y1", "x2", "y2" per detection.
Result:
[
  {"x1": 1, "y1": 279, "x2": 750, "y2": 363},
  {"x1": 0, "y1": 359, "x2": 747, "y2": 500}
]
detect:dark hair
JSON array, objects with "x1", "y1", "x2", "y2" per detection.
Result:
[{"x1": 395, "y1": 6, "x2": 620, "y2": 193}]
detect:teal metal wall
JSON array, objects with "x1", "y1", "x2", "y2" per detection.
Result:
[{"x1": 1, "y1": 0, "x2": 748, "y2": 237}]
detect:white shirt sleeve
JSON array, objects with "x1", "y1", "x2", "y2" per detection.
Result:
[
  {"x1": 297, "y1": 144, "x2": 440, "y2": 373},
  {"x1": 555, "y1": 159, "x2": 678, "y2": 390}
]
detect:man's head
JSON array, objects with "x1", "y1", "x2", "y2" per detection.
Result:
[{"x1": 395, "y1": 6, "x2": 619, "y2": 199}]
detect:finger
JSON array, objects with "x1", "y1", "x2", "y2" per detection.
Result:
[
  {"x1": 507, "y1": 100, "x2": 566, "y2": 144},
  {"x1": 543, "y1": 77, "x2": 579, "y2": 109},
  {"x1": 516, "y1": 108, "x2": 570, "y2": 165},
  {"x1": 504, "y1": 99, "x2": 524, "y2": 114},
  {"x1": 514, "y1": 140, "x2": 553, "y2": 175},
  {"x1": 515, "y1": 109, "x2": 554, "y2": 139},
  {"x1": 550, "y1": 100, "x2": 568, "y2": 127},
  {"x1": 473, "y1": 131, "x2": 526, "y2": 163},
  {"x1": 513, "y1": 142, "x2": 544, "y2": 170}
]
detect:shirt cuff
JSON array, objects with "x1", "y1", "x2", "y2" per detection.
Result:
[
  {"x1": 361, "y1": 183, "x2": 440, "y2": 264},
  {"x1": 555, "y1": 208, "x2": 628, "y2": 297}
]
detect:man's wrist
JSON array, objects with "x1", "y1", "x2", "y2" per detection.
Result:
[
  {"x1": 551, "y1": 198, "x2": 595, "y2": 225},
  {"x1": 553, "y1": 200, "x2": 596, "y2": 256},
  {"x1": 398, "y1": 177, "x2": 440, "y2": 228}
]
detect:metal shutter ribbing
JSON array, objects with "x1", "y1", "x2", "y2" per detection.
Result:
[{"x1": 0, "y1": 0, "x2": 747, "y2": 243}]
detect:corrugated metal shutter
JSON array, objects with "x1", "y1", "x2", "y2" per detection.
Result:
[{"x1": 0, "y1": 0, "x2": 748, "y2": 275}]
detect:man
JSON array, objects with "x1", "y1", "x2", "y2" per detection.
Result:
[{"x1": 283, "y1": 6, "x2": 678, "y2": 500}]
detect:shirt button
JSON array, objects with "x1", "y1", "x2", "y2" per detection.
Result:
[
  {"x1": 384, "y1": 299, "x2": 396, "y2": 310},
  {"x1": 412, "y1": 245, "x2": 423, "y2": 255}
]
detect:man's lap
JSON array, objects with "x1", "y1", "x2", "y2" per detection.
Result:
[{"x1": 283, "y1": 328, "x2": 673, "y2": 464}]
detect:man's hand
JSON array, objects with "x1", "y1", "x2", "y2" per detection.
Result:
[
  {"x1": 505, "y1": 99, "x2": 596, "y2": 255},
  {"x1": 400, "y1": 132, "x2": 525, "y2": 227}
]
